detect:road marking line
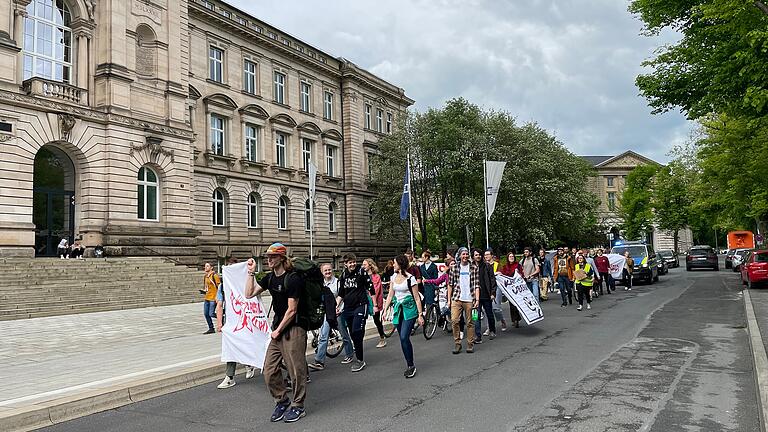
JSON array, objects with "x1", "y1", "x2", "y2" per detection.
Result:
[{"x1": 743, "y1": 288, "x2": 768, "y2": 432}]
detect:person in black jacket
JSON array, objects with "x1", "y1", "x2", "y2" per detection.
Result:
[
  {"x1": 473, "y1": 248, "x2": 497, "y2": 343},
  {"x1": 336, "y1": 253, "x2": 373, "y2": 372}
]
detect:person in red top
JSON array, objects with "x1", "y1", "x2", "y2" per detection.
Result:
[
  {"x1": 363, "y1": 258, "x2": 387, "y2": 348},
  {"x1": 593, "y1": 248, "x2": 614, "y2": 295},
  {"x1": 497, "y1": 252, "x2": 523, "y2": 329}
]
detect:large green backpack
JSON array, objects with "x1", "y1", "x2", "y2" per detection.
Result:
[{"x1": 290, "y1": 257, "x2": 325, "y2": 330}]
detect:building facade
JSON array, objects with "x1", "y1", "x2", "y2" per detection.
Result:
[
  {"x1": 582, "y1": 150, "x2": 693, "y2": 252},
  {"x1": 0, "y1": 0, "x2": 413, "y2": 266}
]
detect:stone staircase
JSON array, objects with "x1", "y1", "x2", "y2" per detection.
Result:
[{"x1": 0, "y1": 257, "x2": 206, "y2": 320}]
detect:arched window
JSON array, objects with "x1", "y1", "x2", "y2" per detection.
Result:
[
  {"x1": 212, "y1": 189, "x2": 226, "y2": 226},
  {"x1": 247, "y1": 193, "x2": 260, "y2": 228},
  {"x1": 277, "y1": 196, "x2": 288, "y2": 230},
  {"x1": 137, "y1": 166, "x2": 159, "y2": 220},
  {"x1": 304, "y1": 199, "x2": 312, "y2": 232},
  {"x1": 23, "y1": 0, "x2": 73, "y2": 83},
  {"x1": 328, "y1": 202, "x2": 337, "y2": 232}
]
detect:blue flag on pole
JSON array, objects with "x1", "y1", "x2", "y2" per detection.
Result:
[{"x1": 400, "y1": 160, "x2": 410, "y2": 220}]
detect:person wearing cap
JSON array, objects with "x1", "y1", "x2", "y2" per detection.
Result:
[
  {"x1": 245, "y1": 243, "x2": 307, "y2": 423},
  {"x1": 337, "y1": 252, "x2": 374, "y2": 372},
  {"x1": 447, "y1": 247, "x2": 480, "y2": 354}
]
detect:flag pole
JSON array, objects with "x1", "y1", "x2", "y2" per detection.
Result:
[
  {"x1": 484, "y1": 160, "x2": 490, "y2": 250},
  {"x1": 407, "y1": 154, "x2": 414, "y2": 252}
]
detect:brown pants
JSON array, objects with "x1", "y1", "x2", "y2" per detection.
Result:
[
  {"x1": 540, "y1": 277, "x2": 550, "y2": 299},
  {"x1": 263, "y1": 326, "x2": 307, "y2": 408},
  {"x1": 451, "y1": 300, "x2": 475, "y2": 347}
]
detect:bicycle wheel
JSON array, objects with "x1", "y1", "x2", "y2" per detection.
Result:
[
  {"x1": 325, "y1": 328, "x2": 344, "y2": 358},
  {"x1": 382, "y1": 303, "x2": 396, "y2": 338},
  {"x1": 423, "y1": 305, "x2": 437, "y2": 340}
]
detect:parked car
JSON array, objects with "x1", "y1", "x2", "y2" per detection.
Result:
[
  {"x1": 610, "y1": 241, "x2": 659, "y2": 284},
  {"x1": 657, "y1": 259, "x2": 668, "y2": 275},
  {"x1": 686, "y1": 245, "x2": 719, "y2": 271},
  {"x1": 657, "y1": 249, "x2": 679, "y2": 268},
  {"x1": 732, "y1": 248, "x2": 752, "y2": 272},
  {"x1": 725, "y1": 249, "x2": 737, "y2": 269},
  {"x1": 741, "y1": 250, "x2": 768, "y2": 288}
]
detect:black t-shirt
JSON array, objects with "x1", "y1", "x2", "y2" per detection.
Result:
[{"x1": 258, "y1": 271, "x2": 303, "y2": 330}]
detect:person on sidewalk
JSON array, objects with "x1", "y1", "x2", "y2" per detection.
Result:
[
  {"x1": 447, "y1": 247, "x2": 480, "y2": 354},
  {"x1": 308, "y1": 263, "x2": 354, "y2": 371},
  {"x1": 520, "y1": 247, "x2": 541, "y2": 300},
  {"x1": 215, "y1": 257, "x2": 256, "y2": 389},
  {"x1": 337, "y1": 253, "x2": 373, "y2": 372},
  {"x1": 202, "y1": 262, "x2": 220, "y2": 334},
  {"x1": 363, "y1": 258, "x2": 387, "y2": 348},
  {"x1": 245, "y1": 243, "x2": 307, "y2": 423},
  {"x1": 623, "y1": 251, "x2": 634, "y2": 291},
  {"x1": 594, "y1": 248, "x2": 614, "y2": 295},
  {"x1": 552, "y1": 248, "x2": 574, "y2": 307},
  {"x1": 382, "y1": 255, "x2": 424, "y2": 378},
  {"x1": 574, "y1": 254, "x2": 596, "y2": 311},
  {"x1": 473, "y1": 249, "x2": 497, "y2": 343},
  {"x1": 499, "y1": 252, "x2": 524, "y2": 329},
  {"x1": 538, "y1": 249, "x2": 553, "y2": 298}
]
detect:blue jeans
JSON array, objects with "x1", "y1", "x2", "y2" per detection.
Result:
[
  {"x1": 203, "y1": 300, "x2": 216, "y2": 330},
  {"x1": 474, "y1": 298, "x2": 496, "y2": 340},
  {"x1": 315, "y1": 316, "x2": 354, "y2": 363},
  {"x1": 396, "y1": 314, "x2": 417, "y2": 367},
  {"x1": 526, "y1": 278, "x2": 539, "y2": 299},
  {"x1": 557, "y1": 275, "x2": 572, "y2": 305}
]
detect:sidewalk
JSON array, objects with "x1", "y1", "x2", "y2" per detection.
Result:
[
  {"x1": 746, "y1": 287, "x2": 768, "y2": 431},
  {"x1": 0, "y1": 299, "x2": 380, "y2": 431}
]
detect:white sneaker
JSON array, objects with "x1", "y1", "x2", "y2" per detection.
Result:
[
  {"x1": 482, "y1": 329, "x2": 490, "y2": 337},
  {"x1": 245, "y1": 366, "x2": 256, "y2": 379},
  {"x1": 577, "y1": 305, "x2": 583, "y2": 311},
  {"x1": 587, "y1": 304, "x2": 591, "y2": 310},
  {"x1": 217, "y1": 376, "x2": 235, "y2": 389}
]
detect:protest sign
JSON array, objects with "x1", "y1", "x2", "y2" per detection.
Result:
[
  {"x1": 221, "y1": 262, "x2": 271, "y2": 369},
  {"x1": 605, "y1": 253, "x2": 627, "y2": 279},
  {"x1": 495, "y1": 273, "x2": 543, "y2": 325}
]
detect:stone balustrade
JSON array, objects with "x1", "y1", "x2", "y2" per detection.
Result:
[{"x1": 22, "y1": 77, "x2": 88, "y2": 105}]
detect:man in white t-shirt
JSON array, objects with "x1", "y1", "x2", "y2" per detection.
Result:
[{"x1": 447, "y1": 247, "x2": 480, "y2": 354}]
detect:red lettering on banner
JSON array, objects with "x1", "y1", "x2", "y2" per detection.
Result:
[{"x1": 228, "y1": 291, "x2": 270, "y2": 334}]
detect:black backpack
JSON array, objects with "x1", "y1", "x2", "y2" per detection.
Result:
[{"x1": 291, "y1": 257, "x2": 327, "y2": 330}]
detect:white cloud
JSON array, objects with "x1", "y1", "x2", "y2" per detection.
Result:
[{"x1": 227, "y1": 0, "x2": 694, "y2": 163}]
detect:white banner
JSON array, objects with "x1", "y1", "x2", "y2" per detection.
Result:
[
  {"x1": 221, "y1": 262, "x2": 271, "y2": 369},
  {"x1": 606, "y1": 253, "x2": 626, "y2": 279},
  {"x1": 308, "y1": 162, "x2": 317, "y2": 229},
  {"x1": 495, "y1": 273, "x2": 543, "y2": 325},
  {"x1": 485, "y1": 160, "x2": 506, "y2": 220}
]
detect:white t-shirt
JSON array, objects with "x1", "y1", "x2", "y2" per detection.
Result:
[
  {"x1": 459, "y1": 263, "x2": 472, "y2": 302},
  {"x1": 391, "y1": 273, "x2": 417, "y2": 302},
  {"x1": 325, "y1": 277, "x2": 342, "y2": 310}
]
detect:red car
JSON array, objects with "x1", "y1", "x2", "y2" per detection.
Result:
[{"x1": 741, "y1": 250, "x2": 768, "y2": 288}]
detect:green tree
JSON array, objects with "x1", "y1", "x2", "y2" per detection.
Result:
[
  {"x1": 619, "y1": 165, "x2": 659, "y2": 240},
  {"x1": 652, "y1": 163, "x2": 692, "y2": 252}
]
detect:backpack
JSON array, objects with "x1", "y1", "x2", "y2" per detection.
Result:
[{"x1": 290, "y1": 257, "x2": 327, "y2": 330}]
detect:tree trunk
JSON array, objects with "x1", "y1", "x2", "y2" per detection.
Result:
[
  {"x1": 756, "y1": 1, "x2": 768, "y2": 16},
  {"x1": 673, "y1": 229, "x2": 679, "y2": 253}
]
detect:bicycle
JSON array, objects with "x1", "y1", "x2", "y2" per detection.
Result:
[
  {"x1": 381, "y1": 303, "x2": 396, "y2": 338},
  {"x1": 310, "y1": 327, "x2": 344, "y2": 358}
]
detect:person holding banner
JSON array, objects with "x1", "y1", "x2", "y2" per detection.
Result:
[
  {"x1": 382, "y1": 255, "x2": 424, "y2": 378},
  {"x1": 499, "y1": 252, "x2": 524, "y2": 329},
  {"x1": 622, "y1": 251, "x2": 634, "y2": 291},
  {"x1": 594, "y1": 249, "x2": 614, "y2": 295},
  {"x1": 447, "y1": 247, "x2": 480, "y2": 354},
  {"x1": 245, "y1": 244, "x2": 307, "y2": 423},
  {"x1": 553, "y1": 248, "x2": 575, "y2": 307},
  {"x1": 574, "y1": 254, "x2": 596, "y2": 311}
]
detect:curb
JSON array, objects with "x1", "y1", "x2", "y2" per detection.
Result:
[
  {"x1": 0, "y1": 325, "x2": 386, "y2": 432},
  {"x1": 744, "y1": 288, "x2": 768, "y2": 432}
]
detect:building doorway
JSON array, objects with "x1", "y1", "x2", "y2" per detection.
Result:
[{"x1": 33, "y1": 146, "x2": 76, "y2": 257}]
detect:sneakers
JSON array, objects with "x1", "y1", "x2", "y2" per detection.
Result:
[
  {"x1": 217, "y1": 376, "x2": 235, "y2": 389},
  {"x1": 307, "y1": 361, "x2": 325, "y2": 371},
  {"x1": 475, "y1": 338, "x2": 483, "y2": 344},
  {"x1": 466, "y1": 345, "x2": 474, "y2": 354},
  {"x1": 489, "y1": 332, "x2": 496, "y2": 340},
  {"x1": 284, "y1": 406, "x2": 306, "y2": 423},
  {"x1": 577, "y1": 305, "x2": 583, "y2": 311},
  {"x1": 628, "y1": 288, "x2": 632, "y2": 291},
  {"x1": 351, "y1": 360, "x2": 366, "y2": 372},
  {"x1": 376, "y1": 338, "x2": 387, "y2": 348},
  {"x1": 245, "y1": 366, "x2": 256, "y2": 379},
  {"x1": 203, "y1": 329, "x2": 215, "y2": 335},
  {"x1": 587, "y1": 304, "x2": 592, "y2": 310},
  {"x1": 501, "y1": 321, "x2": 508, "y2": 332},
  {"x1": 270, "y1": 400, "x2": 291, "y2": 422},
  {"x1": 404, "y1": 366, "x2": 416, "y2": 378},
  {"x1": 624, "y1": 287, "x2": 628, "y2": 291},
  {"x1": 452, "y1": 344, "x2": 462, "y2": 354},
  {"x1": 341, "y1": 356, "x2": 354, "y2": 364},
  {"x1": 482, "y1": 329, "x2": 490, "y2": 337}
]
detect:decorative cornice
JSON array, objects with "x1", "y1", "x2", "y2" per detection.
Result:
[
  {"x1": 129, "y1": 136, "x2": 175, "y2": 163},
  {"x1": 0, "y1": 89, "x2": 194, "y2": 139}
]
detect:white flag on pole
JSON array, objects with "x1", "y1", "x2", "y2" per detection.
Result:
[
  {"x1": 221, "y1": 262, "x2": 271, "y2": 369},
  {"x1": 485, "y1": 161, "x2": 506, "y2": 220},
  {"x1": 309, "y1": 162, "x2": 317, "y2": 229}
]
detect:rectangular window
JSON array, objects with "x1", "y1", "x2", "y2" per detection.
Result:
[
  {"x1": 244, "y1": 124, "x2": 258, "y2": 161},
  {"x1": 300, "y1": 81, "x2": 311, "y2": 112},
  {"x1": 386, "y1": 112, "x2": 393, "y2": 133},
  {"x1": 376, "y1": 109, "x2": 383, "y2": 132},
  {"x1": 607, "y1": 192, "x2": 616, "y2": 210},
  {"x1": 365, "y1": 104, "x2": 371, "y2": 129},
  {"x1": 323, "y1": 91, "x2": 333, "y2": 120},
  {"x1": 326, "y1": 145, "x2": 335, "y2": 177},
  {"x1": 275, "y1": 133, "x2": 287, "y2": 167},
  {"x1": 607, "y1": 176, "x2": 615, "y2": 187},
  {"x1": 209, "y1": 46, "x2": 224, "y2": 83},
  {"x1": 210, "y1": 115, "x2": 225, "y2": 155},
  {"x1": 302, "y1": 139, "x2": 312, "y2": 171},
  {"x1": 274, "y1": 71, "x2": 285, "y2": 104},
  {"x1": 367, "y1": 153, "x2": 375, "y2": 179},
  {"x1": 243, "y1": 60, "x2": 256, "y2": 94}
]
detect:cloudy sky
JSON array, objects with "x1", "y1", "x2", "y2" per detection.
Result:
[{"x1": 229, "y1": 0, "x2": 693, "y2": 162}]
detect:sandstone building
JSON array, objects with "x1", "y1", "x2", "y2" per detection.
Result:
[{"x1": 0, "y1": 0, "x2": 413, "y2": 267}]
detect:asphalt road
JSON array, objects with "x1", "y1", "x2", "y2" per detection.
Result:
[{"x1": 40, "y1": 263, "x2": 760, "y2": 432}]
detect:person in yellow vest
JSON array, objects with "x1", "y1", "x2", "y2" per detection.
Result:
[{"x1": 573, "y1": 254, "x2": 596, "y2": 311}]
